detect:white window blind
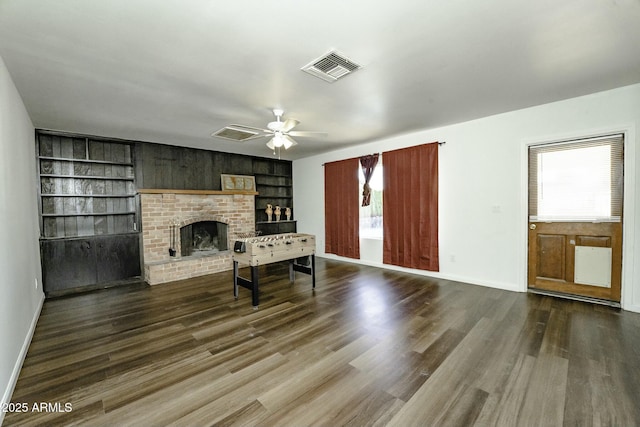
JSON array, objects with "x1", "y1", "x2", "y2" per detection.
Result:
[{"x1": 529, "y1": 134, "x2": 624, "y2": 222}]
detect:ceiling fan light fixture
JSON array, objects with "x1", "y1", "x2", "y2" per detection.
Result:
[
  {"x1": 267, "y1": 133, "x2": 286, "y2": 150},
  {"x1": 273, "y1": 134, "x2": 285, "y2": 147},
  {"x1": 283, "y1": 134, "x2": 297, "y2": 149}
]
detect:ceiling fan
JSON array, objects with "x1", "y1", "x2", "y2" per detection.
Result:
[{"x1": 227, "y1": 109, "x2": 327, "y2": 151}]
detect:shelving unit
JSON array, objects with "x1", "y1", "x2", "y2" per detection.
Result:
[
  {"x1": 252, "y1": 158, "x2": 296, "y2": 235},
  {"x1": 37, "y1": 132, "x2": 140, "y2": 295},
  {"x1": 255, "y1": 220, "x2": 297, "y2": 235},
  {"x1": 37, "y1": 135, "x2": 136, "y2": 238}
]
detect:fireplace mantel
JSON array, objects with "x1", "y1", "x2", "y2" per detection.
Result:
[{"x1": 138, "y1": 188, "x2": 259, "y2": 196}]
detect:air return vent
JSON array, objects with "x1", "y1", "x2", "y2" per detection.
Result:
[
  {"x1": 211, "y1": 125, "x2": 262, "y2": 142},
  {"x1": 302, "y1": 50, "x2": 361, "y2": 83}
]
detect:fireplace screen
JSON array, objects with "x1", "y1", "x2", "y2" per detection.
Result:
[{"x1": 180, "y1": 221, "x2": 228, "y2": 257}]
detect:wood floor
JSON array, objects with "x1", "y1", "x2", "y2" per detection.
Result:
[{"x1": 5, "y1": 258, "x2": 640, "y2": 426}]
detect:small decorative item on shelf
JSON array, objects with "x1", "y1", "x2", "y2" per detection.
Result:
[
  {"x1": 274, "y1": 205, "x2": 281, "y2": 221},
  {"x1": 285, "y1": 207, "x2": 291, "y2": 221},
  {"x1": 265, "y1": 204, "x2": 273, "y2": 222}
]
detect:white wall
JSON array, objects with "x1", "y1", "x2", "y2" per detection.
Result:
[
  {"x1": 0, "y1": 55, "x2": 44, "y2": 420},
  {"x1": 294, "y1": 84, "x2": 640, "y2": 313}
]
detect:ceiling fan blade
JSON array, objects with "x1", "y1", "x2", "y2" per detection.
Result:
[
  {"x1": 288, "y1": 131, "x2": 328, "y2": 137},
  {"x1": 281, "y1": 118, "x2": 300, "y2": 133}
]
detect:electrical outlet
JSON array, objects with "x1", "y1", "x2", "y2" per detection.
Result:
[{"x1": 450, "y1": 254, "x2": 456, "y2": 262}]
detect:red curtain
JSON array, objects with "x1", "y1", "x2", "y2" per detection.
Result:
[
  {"x1": 383, "y1": 143, "x2": 439, "y2": 271},
  {"x1": 324, "y1": 157, "x2": 360, "y2": 259},
  {"x1": 360, "y1": 154, "x2": 379, "y2": 207}
]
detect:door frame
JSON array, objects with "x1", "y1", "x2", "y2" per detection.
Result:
[{"x1": 519, "y1": 125, "x2": 637, "y2": 310}]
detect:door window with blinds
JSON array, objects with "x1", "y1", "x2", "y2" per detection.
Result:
[{"x1": 529, "y1": 134, "x2": 624, "y2": 222}]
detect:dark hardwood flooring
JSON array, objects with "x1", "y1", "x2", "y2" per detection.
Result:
[{"x1": 4, "y1": 258, "x2": 640, "y2": 426}]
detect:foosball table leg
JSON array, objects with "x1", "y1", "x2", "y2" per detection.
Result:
[
  {"x1": 251, "y1": 265, "x2": 259, "y2": 308},
  {"x1": 233, "y1": 260, "x2": 239, "y2": 300},
  {"x1": 311, "y1": 254, "x2": 316, "y2": 289}
]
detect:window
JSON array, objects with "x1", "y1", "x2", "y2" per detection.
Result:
[
  {"x1": 529, "y1": 134, "x2": 623, "y2": 222},
  {"x1": 359, "y1": 163, "x2": 383, "y2": 239}
]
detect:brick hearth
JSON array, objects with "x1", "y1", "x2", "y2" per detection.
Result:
[{"x1": 139, "y1": 189, "x2": 256, "y2": 285}]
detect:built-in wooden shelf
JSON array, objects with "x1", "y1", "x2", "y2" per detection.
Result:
[
  {"x1": 137, "y1": 189, "x2": 259, "y2": 196},
  {"x1": 42, "y1": 194, "x2": 135, "y2": 198},
  {"x1": 41, "y1": 211, "x2": 136, "y2": 217},
  {"x1": 39, "y1": 156, "x2": 134, "y2": 166},
  {"x1": 256, "y1": 220, "x2": 296, "y2": 225},
  {"x1": 40, "y1": 174, "x2": 134, "y2": 181}
]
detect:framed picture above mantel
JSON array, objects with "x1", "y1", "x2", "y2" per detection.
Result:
[{"x1": 221, "y1": 174, "x2": 256, "y2": 192}]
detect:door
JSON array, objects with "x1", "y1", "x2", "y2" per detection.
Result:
[{"x1": 527, "y1": 134, "x2": 624, "y2": 302}]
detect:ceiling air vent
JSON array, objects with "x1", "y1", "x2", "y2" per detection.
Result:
[
  {"x1": 302, "y1": 50, "x2": 361, "y2": 83},
  {"x1": 211, "y1": 125, "x2": 262, "y2": 142}
]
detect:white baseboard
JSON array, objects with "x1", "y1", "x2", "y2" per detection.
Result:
[
  {"x1": 623, "y1": 302, "x2": 640, "y2": 314},
  {"x1": 1, "y1": 292, "x2": 44, "y2": 425},
  {"x1": 318, "y1": 255, "x2": 524, "y2": 293},
  {"x1": 437, "y1": 272, "x2": 524, "y2": 293}
]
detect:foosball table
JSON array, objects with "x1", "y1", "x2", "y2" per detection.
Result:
[{"x1": 232, "y1": 232, "x2": 316, "y2": 307}]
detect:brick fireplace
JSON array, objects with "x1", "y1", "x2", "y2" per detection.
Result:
[{"x1": 139, "y1": 189, "x2": 256, "y2": 285}]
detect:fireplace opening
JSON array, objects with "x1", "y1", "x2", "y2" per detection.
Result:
[{"x1": 180, "y1": 221, "x2": 228, "y2": 257}]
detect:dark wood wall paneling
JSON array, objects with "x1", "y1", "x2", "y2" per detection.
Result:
[
  {"x1": 38, "y1": 133, "x2": 296, "y2": 296},
  {"x1": 136, "y1": 142, "x2": 295, "y2": 235},
  {"x1": 136, "y1": 143, "x2": 258, "y2": 190}
]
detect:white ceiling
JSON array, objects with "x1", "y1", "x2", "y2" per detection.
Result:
[{"x1": 1, "y1": 0, "x2": 639, "y2": 160}]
